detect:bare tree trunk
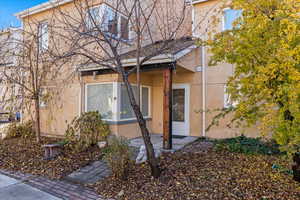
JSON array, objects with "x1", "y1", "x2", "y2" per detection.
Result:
[
  {"x1": 34, "y1": 97, "x2": 41, "y2": 143},
  {"x1": 122, "y1": 74, "x2": 161, "y2": 178}
]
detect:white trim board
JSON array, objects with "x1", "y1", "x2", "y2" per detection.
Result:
[{"x1": 15, "y1": 0, "x2": 74, "y2": 19}]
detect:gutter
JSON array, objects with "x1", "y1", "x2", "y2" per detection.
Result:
[
  {"x1": 15, "y1": 0, "x2": 74, "y2": 19},
  {"x1": 78, "y1": 54, "x2": 175, "y2": 72},
  {"x1": 191, "y1": 0, "x2": 209, "y2": 5}
]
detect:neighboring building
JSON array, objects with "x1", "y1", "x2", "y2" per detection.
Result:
[
  {"x1": 0, "y1": 27, "x2": 22, "y2": 118},
  {"x1": 14, "y1": 0, "x2": 258, "y2": 139}
]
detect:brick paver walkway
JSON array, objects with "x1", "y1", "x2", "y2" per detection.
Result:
[
  {"x1": 0, "y1": 169, "x2": 106, "y2": 200},
  {"x1": 66, "y1": 160, "x2": 111, "y2": 184}
]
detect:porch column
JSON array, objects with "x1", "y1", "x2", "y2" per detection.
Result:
[{"x1": 163, "y1": 67, "x2": 173, "y2": 150}]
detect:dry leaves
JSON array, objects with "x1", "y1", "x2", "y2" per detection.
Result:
[
  {"x1": 93, "y1": 142, "x2": 300, "y2": 200},
  {"x1": 0, "y1": 137, "x2": 102, "y2": 179}
]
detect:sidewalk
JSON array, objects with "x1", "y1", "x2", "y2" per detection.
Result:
[
  {"x1": 0, "y1": 173, "x2": 60, "y2": 200},
  {"x1": 0, "y1": 169, "x2": 104, "y2": 200}
]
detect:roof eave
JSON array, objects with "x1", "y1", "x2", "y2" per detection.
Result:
[
  {"x1": 15, "y1": 0, "x2": 74, "y2": 19},
  {"x1": 78, "y1": 44, "x2": 198, "y2": 72},
  {"x1": 191, "y1": 0, "x2": 209, "y2": 5}
]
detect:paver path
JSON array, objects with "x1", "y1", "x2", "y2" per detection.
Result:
[
  {"x1": 66, "y1": 160, "x2": 111, "y2": 184},
  {"x1": 66, "y1": 135, "x2": 198, "y2": 185},
  {"x1": 0, "y1": 169, "x2": 105, "y2": 200}
]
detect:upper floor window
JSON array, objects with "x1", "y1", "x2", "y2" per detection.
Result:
[
  {"x1": 223, "y1": 9, "x2": 242, "y2": 31},
  {"x1": 87, "y1": 4, "x2": 129, "y2": 41},
  {"x1": 38, "y1": 22, "x2": 48, "y2": 52}
]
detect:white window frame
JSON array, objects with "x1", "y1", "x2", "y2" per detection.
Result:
[
  {"x1": 87, "y1": 4, "x2": 131, "y2": 41},
  {"x1": 39, "y1": 87, "x2": 52, "y2": 108},
  {"x1": 117, "y1": 83, "x2": 151, "y2": 121},
  {"x1": 224, "y1": 85, "x2": 238, "y2": 108},
  {"x1": 84, "y1": 82, "x2": 151, "y2": 122},
  {"x1": 85, "y1": 82, "x2": 117, "y2": 121},
  {"x1": 38, "y1": 21, "x2": 48, "y2": 52}
]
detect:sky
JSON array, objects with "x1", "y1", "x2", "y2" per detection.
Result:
[{"x1": 0, "y1": 0, "x2": 48, "y2": 28}]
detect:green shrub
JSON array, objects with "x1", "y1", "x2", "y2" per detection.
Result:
[
  {"x1": 5, "y1": 121, "x2": 35, "y2": 139},
  {"x1": 214, "y1": 135, "x2": 281, "y2": 155},
  {"x1": 103, "y1": 136, "x2": 132, "y2": 180},
  {"x1": 65, "y1": 111, "x2": 110, "y2": 152}
]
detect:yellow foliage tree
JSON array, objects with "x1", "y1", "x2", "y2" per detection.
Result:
[{"x1": 208, "y1": 0, "x2": 300, "y2": 155}]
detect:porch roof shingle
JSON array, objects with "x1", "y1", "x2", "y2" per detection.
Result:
[
  {"x1": 120, "y1": 36, "x2": 195, "y2": 60},
  {"x1": 79, "y1": 36, "x2": 197, "y2": 72}
]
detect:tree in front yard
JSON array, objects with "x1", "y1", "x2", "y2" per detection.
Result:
[
  {"x1": 0, "y1": 22, "x2": 74, "y2": 143},
  {"x1": 208, "y1": 0, "x2": 300, "y2": 155},
  {"x1": 51, "y1": 0, "x2": 191, "y2": 178}
]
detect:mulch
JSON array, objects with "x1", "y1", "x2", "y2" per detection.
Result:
[
  {"x1": 92, "y1": 142, "x2": 300, "y2": 200},
  {"x1": 0, "y1": 137, "x2": 102, "y2": 179}
]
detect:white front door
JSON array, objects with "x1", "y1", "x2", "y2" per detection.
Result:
[{"x1": 172, "y1": 84, "x2": 190, "y2": 136}]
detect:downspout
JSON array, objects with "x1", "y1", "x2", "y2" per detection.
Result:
[
  {"x1": 191, "y1": 2, "x2": 207, "y2": 138},
  {"x1": 79, "y1": 71, "x2": 84, "y2": 116},
  {"x1": 201, "y1": 45, "x2": 206, "y2": 138}
]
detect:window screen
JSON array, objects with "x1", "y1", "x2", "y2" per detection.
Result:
[
  {"x1": 86, "y1": 84, "x2": 113, "y2": 119},
  {"x1": 39, "y1": 22, "x2": 48, "y2": 51},
  {"x1": 120, "y1": 85, "x2": 137, "y2": 119},
  {"x1": 142, "y1": 87, "x2": 149, "y2": 117},
  {"x1": 120, "y1": 85, "x2": 150, "y2": 119}
]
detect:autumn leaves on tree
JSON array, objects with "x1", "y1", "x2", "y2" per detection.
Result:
[{"x1": 208, "y1": 0, "x2": 300, "y2": 155}]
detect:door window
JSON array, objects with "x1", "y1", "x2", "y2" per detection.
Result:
[{"x1": 172, "y1": 89, "x2": 185, "y2": 122}]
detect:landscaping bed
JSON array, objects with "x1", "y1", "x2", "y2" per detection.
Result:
[
  {"x1": 0, "y1": 137, "x2": 102, "y2": 179},
  {"x1": 92, "y1": 140, "x2": 300, "y2": 200}
]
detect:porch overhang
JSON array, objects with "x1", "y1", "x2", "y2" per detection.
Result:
[
  {"x1": 78, "y1": 37, "x2": 198, "y2": 74},
  {"x1": 78, "y1": 48, "x2": 197, "y2": 75},
  {"x1": 79, "y1": 62, "x2": 176, "y2": 76}
]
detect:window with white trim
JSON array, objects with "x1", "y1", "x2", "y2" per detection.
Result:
[
  {"x1": 223, "y1": 9, "x2": 242, "y2": 30},
  {"x1": 87, "y1": 4, "x2": 130, "y2": 41},
  {"x1": 86, "y1": 83, "x2": 114, "y2": 120},
  {"x1": 120, "y1": 84, "x2": 150, "y2": 119},
  {"x1": 38, "y1": 22, "x2": 48, "y2": 51},
  {"x1": 39, "y1": 88, "x2": 49, "y2": 108},
  {"x1": 224, "y1": 85, "x2": 238, "y2": 108},
  {"x1": 85, "y1": 83, "x2": 151, "y2": 121}
]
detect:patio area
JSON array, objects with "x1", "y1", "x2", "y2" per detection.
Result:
[{"x1": 129, "y1": 134, "x2": 199, "y2": 152}]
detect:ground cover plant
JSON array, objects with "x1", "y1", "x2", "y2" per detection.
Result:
[
  {"x1": 92, "y1": 140, "x2": 300, "y2": 200},
  {"x1": 214, "y1": 135, "x2": 281, "y2": 155},
  {"x1": 0, "y1": 136, "x2": 103, "y2": 179}
]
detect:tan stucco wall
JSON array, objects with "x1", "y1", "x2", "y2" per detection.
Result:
[
  {"x1": 192, "y1": 0, "x2": 260, "y2": 138},
  {"x1": 39, "y1": 82, "x2": 81, "y2": 136},
  {"x1": 21, "y1": 0, "x2": 261, "y2": 139},
  {"x1": 112, "y1": 120, "x2": 153, "y2": 139}
]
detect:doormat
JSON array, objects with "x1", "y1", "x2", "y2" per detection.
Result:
[{"x1": 172, "y1": 135, "x2": 187, "y2": 139}]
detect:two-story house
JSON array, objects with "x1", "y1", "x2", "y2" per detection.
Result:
[
  {"x1": 15, "y1": 0, "x2": 258, "y2": 140},
  {"x1": 0, "y1": 27, "x2": 22, "y2": 119}
]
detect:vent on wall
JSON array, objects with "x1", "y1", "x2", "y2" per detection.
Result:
[{"x1": 196, "y1": 66, "x2": 203, "y2": 72}]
